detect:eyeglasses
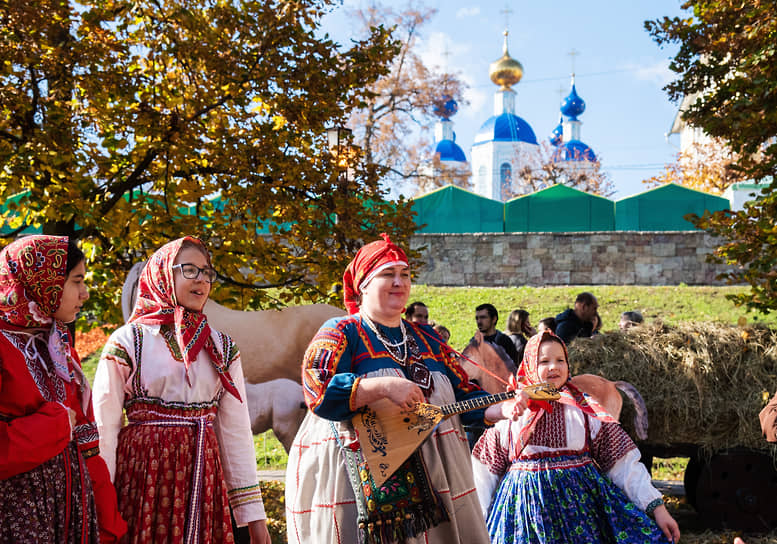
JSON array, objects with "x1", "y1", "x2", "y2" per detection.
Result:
[{"x1": 172, "y1": 263, "x2": 218, "y2": 283}]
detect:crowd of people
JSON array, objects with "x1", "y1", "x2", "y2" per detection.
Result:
[{"x1": 2, "y1": 232, "x2": 767, "y2": 544}]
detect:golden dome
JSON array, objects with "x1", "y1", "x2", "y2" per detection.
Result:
[{"x1": 489, "y1": 31, "x2": 523, "y2": 90}]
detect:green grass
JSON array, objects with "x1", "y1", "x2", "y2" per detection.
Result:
[
  {"x1": 254, "y1": 431, "x2": 287, "y2": 470},
  {"x1": 409, "y1": 285, "x2": 776, "y2": 350},
  {"x1": 651, "y1": 457, "x2": 688, "y2": 481}
]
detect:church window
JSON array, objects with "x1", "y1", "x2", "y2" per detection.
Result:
[{"x1": 500, "y1": 162, "x2": 512, "y2": 198}]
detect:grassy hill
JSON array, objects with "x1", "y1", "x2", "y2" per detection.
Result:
[{"x1": 409, "y1": 285, "x2": 776, "y2": 350}]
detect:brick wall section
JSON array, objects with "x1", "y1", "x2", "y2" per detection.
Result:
[{"x1": 410, "y1": 231, "x2": 734, "y2": 286}]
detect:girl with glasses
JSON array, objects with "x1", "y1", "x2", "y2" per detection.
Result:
[{"x1": 93, "y1": 236, "x2": 270, "y2": 543}]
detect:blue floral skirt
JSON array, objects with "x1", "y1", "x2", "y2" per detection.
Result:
[{"x1": 486, "y1": 453, "x2": 670, "y2": 544}]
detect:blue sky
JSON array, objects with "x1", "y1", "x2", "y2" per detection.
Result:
[{"x1": 323, "y1": 1, "x2": 691, "y2": 199}]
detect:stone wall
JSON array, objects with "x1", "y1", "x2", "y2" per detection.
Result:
[{"x1": 410, "y1": 231, "x2": 733, "y2": 286}]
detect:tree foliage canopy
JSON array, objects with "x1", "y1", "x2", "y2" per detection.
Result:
[
  {"x1": 645, "y1": 138, "x2": 747, "y2": 194},
  {"x1": 0, "y1": 0, "x2": 418, "y2": 324},
  {"x1": 646, "y1": 1, "x2": 777, "y2": 313}
]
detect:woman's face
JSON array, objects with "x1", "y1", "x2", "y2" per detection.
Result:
[
  {"x1": 173, "y1": 246, "x2": 212, "y2": 312},
  {"x1": 536, "y1": 340, "x2": 569, "y2": 388},
  {"x1": 360, "y1": 265, "x2": 411, "y2": 319},
  {"x1": 53, "y1": 260, "x2": 89, "y2": 323}
]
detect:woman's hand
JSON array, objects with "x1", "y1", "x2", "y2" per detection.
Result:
[
  {"x1": 353, "y1": 376, "x2": 424, "y2": 412},
  {"x1": 653, "y1": 504, "x2": 680, "y2": 543},
  {"x1": 248, "y1": 519, "x2": 271, "y2": 544}
]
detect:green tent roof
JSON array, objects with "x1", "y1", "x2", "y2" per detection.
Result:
[
  {"x1": 615, "y1": 183, "x2": 730, "y2": 231},
  {"x1": 411, "y1": 185, "x2": 504, "y2": 233},
  {"x1": 505, "y1": 184, "x2": 614, "y2": 232}
]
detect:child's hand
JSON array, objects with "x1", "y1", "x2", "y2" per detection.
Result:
[
  {"x1": 499, "y1": 390, "x2": 528, "y2": 420},
  {"x1": 653, "y1": 504, "x2": 680, "y2": 543}
]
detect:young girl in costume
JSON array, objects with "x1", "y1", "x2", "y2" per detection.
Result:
[
  {"x1": 0, "y1": 235, "x2": 126, "y2": 543},
  {"x1": 472, "y1": 330, "x2": 681, "y2": 544},
  {"x1": 93, "y1": 236, "x2": 270, "y2": 543}
]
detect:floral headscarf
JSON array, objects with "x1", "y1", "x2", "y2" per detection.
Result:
[
  {"x1": 342, "y1": 233, "x2": 409, "y2": 314},
  {"x1": 0, "y1": 235, "x2": 75, "y2": 382},
  {"x1": 129, "y1": 236, "x2": 241, "y2": 401},
  {"x1": 512, "y1": 330, "x2": 617, "y2": 458}
]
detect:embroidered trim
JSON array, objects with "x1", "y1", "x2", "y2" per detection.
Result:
[
  {"x1": 645, "y1": 498, "x2": 664, "y2": 516},
  {"x1": 160, "y1": 323, "x2": 184, "y2": 362},
  {"x1": 511, "y1": 452, "x2": 593, "y2": 472},
  {"x1": 73, "y1": 422, "x2": 99, "y2": 447},
  {"x1": 3, "y1": 330, "x2": 66, "y2": 403},
  {"x1": 80, "y1": 446, "x2": 99, "y2": 459},
  {"x1": 227, "y1": 484, "x2": 264, "y2": 508},
  {"x1": 125, "y1": 396, "x2": 219, "y2": 411}
]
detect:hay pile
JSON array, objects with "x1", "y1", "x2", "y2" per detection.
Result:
[{"x1": 568, "y1": 322, "x2": 777, "y2": 454}]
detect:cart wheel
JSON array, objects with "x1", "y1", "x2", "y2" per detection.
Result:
[{"x1": 691, "y1": 449, "x2": 777, "y2": 531}]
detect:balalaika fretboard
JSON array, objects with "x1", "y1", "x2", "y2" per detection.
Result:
[{"x1": 439, "y1": 390, "x2": 518, "y2": 416}]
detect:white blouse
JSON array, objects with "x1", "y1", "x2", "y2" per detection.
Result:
[{"x1": 93, "y1": 323, "x2": 265, "y2": 524}]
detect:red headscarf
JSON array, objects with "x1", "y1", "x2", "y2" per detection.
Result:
[
  {"x1": 512, "y1": 330, "x2": 617, "y2": 458},
  {"x1": 342, "y1": 233, "x2": 408, "y2": 314},
  {"x1": 0, "y1": 235, "x2": 75, "y2": 382},
  {"x1": 129, "y1": 236, "x2": 241, "y2": 401}
]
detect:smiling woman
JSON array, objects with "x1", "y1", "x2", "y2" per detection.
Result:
[
  {"x1": 285, "y1": 234, "x2": 518, "y2": 544},
  {"x1": 92, "y1": 236, "x2": 271, "y2": 544}
]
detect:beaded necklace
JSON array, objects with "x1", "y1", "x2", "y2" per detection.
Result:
[
  {"x1": 360, "y1": 313, "x2": 408, "y2": 364},
  {"x1": 359, "y1": 314, "x2": 433, "y2": 393}
]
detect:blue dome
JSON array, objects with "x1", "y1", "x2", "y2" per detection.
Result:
[
  {"x1": 552, "y1": 139, "x2": 597, "y2": 162},
  {"x1": 549, "y1": 120, "x2": 563, "y2": 146},
  {"x1": 433, "y1": 95, "x2": 459, "y2": 120},
  {"x1": 560, "y1": 84, "x2": 586, "y2": 120},
  {"x1": 435, "y1": 139, "x2": 467, "y2": 162},
  {"x1": 473, "y1": 113, "x2": 538, "y2": 145}
]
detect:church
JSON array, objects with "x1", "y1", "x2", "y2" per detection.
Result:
[{"x1": 428, "y1": 31, "x2": 599, "y2": 202}]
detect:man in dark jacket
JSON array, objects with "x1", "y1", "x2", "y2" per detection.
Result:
[
  {"x1": 473, "y1": 303, "x2": 519, "y2": 369},
  {"x1": 555, "y1": 292, "x2": 598, "y2": 344}
]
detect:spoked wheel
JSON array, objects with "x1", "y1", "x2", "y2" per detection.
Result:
[{"x1": 690, "y1": 449, "x2": 777, "y2": 531}]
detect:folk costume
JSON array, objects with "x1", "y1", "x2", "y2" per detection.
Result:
[
  {"x1": 471, "y1": 331, "x2": 670, "y2": 544},
  {"x1": 0, "y1": 235, "x2": 126, "y2": 543},
  {"x1": 285, "y1": 234, "x2": 492, "y2": 544},
  {"x1": 93, "y1": 237, "x2": 264, "y2": 544}
]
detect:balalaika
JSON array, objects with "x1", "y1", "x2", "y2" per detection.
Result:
[{"x1": 351, "y1": 382, "x2": 560, "y2": 487}]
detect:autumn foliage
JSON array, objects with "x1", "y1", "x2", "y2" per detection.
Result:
[{"x1": 0, "y1": 0, "x2": 418, "y2": 325}]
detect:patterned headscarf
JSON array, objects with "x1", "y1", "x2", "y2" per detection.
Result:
[
  {"x1": 512, "y1": 330, "x2": 617, "y2": 458},
  {"x1": 0, "y1": 235, "x2": 75, "y2": 382},
  {"x1": 342, "y1": 233, "x2": 409, "y2": 314},
  {"x1": 129, "y1": 236, "x2": 241, "y2": 401}
]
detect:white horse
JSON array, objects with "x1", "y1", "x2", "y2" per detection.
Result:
[
  {"x1": 122, "y1": 262, "x2": 345, "y2": 446},
  {"x1": 245, "y1": 379, "x2": 307, "y2": 452}
]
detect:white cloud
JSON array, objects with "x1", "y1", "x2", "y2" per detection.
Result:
[
  {"x1": 456, "y1": 7, "x2": 480, "y2": 19},
  {"x1": 623, "y1": 59, "x2": 674, "y2": 87}
]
